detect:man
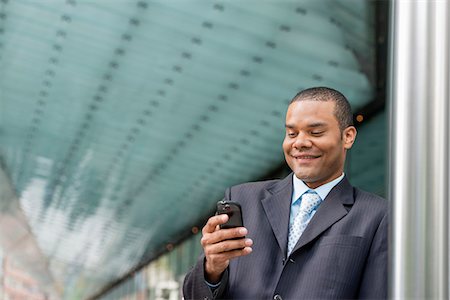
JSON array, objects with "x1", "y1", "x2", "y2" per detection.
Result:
[{"x1": 183, "y1": 87, "x2": 388, "y2": 299}]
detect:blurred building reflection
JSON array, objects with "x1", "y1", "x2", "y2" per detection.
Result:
[{"x1": 0, "y1": 254, "x2": 48, "y2": 300}]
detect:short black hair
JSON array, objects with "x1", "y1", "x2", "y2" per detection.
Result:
[{"x1": 289, "y1": 87, "x2": 353, "y2": 131}]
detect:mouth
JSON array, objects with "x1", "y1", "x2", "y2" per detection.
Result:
[{"x1": 291, "y1": 154, "x2": 321, "y2": 161}]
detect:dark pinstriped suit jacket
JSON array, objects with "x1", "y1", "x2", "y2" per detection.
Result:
[{"x1": 183, "y1": 174, "x2": 388, "y2": 299}]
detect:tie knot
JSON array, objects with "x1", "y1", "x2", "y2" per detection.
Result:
[{"x1": 299, "y1": 191, "x2": 322, "y2": 215}]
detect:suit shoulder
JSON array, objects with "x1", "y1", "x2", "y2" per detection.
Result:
[
  {"x1": 224, "y1": 177, "x2": 289, "y2": 204},
  {"x1": 354, "y1": 187, "x2": 388, "y2": 212},
  {"x1": 230, "y1": 178, "x2": 282, "y2": 192}
]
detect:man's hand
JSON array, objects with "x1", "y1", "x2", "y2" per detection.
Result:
[{"x1": 201, "y1": 214, "x2": 253, "y2": 283}]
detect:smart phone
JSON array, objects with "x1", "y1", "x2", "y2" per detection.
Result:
[{"x1": 216, "y1": 200, "x2": 244, "y2": 229}]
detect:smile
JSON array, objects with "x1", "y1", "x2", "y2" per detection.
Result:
[{"x1": 292, "y1": 155, "x2": 320, "y2": 159}]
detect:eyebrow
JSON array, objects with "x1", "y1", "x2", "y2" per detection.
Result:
[
  {"x1": 285, "y1": 122, "x2": 328, "y2": 129},
  {"x1": 307, "y1": 122, "x2": 327, "y2": 128}
]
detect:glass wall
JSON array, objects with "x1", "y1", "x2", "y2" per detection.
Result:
[{"x1": 0, "y1": 1, "x2": 382, "y2": 298}]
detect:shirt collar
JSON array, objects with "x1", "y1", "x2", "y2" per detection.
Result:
[{"x1": 292, "y1": 173, "x2": 345, "y2": 204}]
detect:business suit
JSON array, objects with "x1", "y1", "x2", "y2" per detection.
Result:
[{"x1": 183, "y1": 173, "x2": 388, "y2": 299}]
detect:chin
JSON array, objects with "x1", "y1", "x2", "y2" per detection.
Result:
[{"x1": 293, "y1": 172, "x2": 315, "y2": 182}]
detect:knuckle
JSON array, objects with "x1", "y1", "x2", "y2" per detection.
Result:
[
  {"x1": 218, "y1": 242, "x2": 227, "y2": 253},
  {"x1": 234, "y1": 241, "x2": 244, "y2": 251},
  {"x1": 205, "y1": 218, "x2": 215, "y2": 229},
  {"x1": 207, "y1": 217, "x2": 216, "y2": 225},
  {"x1": 211, "y1": 230, "x2": 222, "y2": 242},
  {"x1": 212, "y1": 215, "x2": 222, "y2": 223},
  {"x1": 216, "y1": 230, "x2": 226, "y2": 241},
  {"x1": 202, "y1": 225, "x2": 210, "y2": 235}
]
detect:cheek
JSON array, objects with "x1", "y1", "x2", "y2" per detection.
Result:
[
  {"x1": 324, "y1": 143, "x2": 344, "y2": 161},
  {"x1": 282, "y1": 138, "x2": 290, "y2": 151}
]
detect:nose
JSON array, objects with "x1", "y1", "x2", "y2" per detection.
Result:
[{"x1": 292, "y1": 133, "x2": 312, "y2": 149}]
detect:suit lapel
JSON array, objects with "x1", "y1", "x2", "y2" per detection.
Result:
[
  {"x1": 292, "y1": 176, "x2": 355, "y2": 254},
  {"x1": 261, "y1": 173, "x2": 293, "y2": 258}
]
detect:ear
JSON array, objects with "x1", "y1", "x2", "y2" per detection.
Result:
[{"x1": 342, "y1": 126, "x2": 357, "y2": 150}]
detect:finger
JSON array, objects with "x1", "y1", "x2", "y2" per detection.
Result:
[
  {"x1": 205, "y1": 238, "x2": 253, "y2": 255},
  {"x1": 208, "y1": 246, "x2": 253, "y2": 262},
  {"x1": 202, "y1": 227, "x2": 248, "y2": 246},
  {"x1": 202, "y1": 214, "x2": 229, "y2": 234}
]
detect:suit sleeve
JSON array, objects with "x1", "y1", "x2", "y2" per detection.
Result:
[
  {"x1": 357, "y1": 211, "x2": 388, "y2": 299},
  {"x1": 182, "y1": 256, "x2": 229, "y2": 299},
  {"x1": 183, "y1": 189, "x2": 231, "y2": 299}
]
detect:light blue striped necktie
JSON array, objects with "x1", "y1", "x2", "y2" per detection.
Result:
[{"x1": 287, "y1": 190, "x2": 322, "y2": 256}]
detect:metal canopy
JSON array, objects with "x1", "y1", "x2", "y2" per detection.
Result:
[{"x1": 0, "y1": 1, "x2": 376, "y2": 298}]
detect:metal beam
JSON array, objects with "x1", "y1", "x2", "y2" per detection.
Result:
[{"x1": 389, "y1": 0, "x2": 449, "y2": 298}]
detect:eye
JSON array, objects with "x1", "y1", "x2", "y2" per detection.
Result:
[
  {"x1": 287, "y1": 132, "x2": 297, "y2": 138},
  {"x1": 311, "y1": 131, "x2": 324, "y2": 136}
]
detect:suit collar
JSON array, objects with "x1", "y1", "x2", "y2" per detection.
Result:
[
  {"x1": 261, "y1": 173, "x2": 293, "y2": 257},
  {"x1": 261, "y1": 174, "x2": 354, "y2": 258},
  {"x1": 293, "y1": 176, "x2": 354, "y2": 253}
]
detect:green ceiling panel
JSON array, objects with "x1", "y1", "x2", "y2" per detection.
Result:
[{"x1": 0, "y1": 0, "x2": 377, "y2": 298}]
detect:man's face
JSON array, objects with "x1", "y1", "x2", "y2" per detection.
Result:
[{"x1": 282, "y1": 100, "x2": 356, "y2": 189}]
